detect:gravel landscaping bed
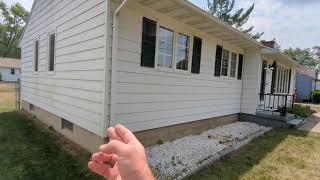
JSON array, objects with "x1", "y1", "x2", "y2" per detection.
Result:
[{"x1": 147, "y1": 122, "x2": 272, "y2": 179}]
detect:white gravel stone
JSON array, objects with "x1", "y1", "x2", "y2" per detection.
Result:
[{"x1": 146, "y1": 122, "x2": 271, "y2": 179}]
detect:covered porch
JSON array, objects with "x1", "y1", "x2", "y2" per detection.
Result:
[{"x1": 255, "y1": 47, "x2": 301, "y2": 126}]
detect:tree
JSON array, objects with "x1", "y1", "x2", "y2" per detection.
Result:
[
  {"x1": 0, "y1": 1, "x2": 29, "y2": 58},
  {"x1": 283, "y1": 48, "x2": 318, "y2": 68},
  {"x1": 207, "y1": 0, "x2": 264, "y2": 39},
  {"x1": 313, "y1": 46, "x2": 320, "y2": 61}
]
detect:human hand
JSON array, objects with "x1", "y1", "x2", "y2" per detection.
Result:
[{"x1": 88, "y1": 124, "x2": 154, "y2": 180}]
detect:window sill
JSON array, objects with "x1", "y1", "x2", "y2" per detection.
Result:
[
  {"x1": 156, "y1": 66, "x2": 192, "y2": 75},
  {"x1": 47, "y1": 71, "x2": 55, "y2": 76},
  {"x1": 33, "y1": 72, "x2": 39, "y2": 75}
]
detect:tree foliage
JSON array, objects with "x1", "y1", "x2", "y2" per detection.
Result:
[
  {"x1": 283, "y1": 47, "x2": 318, "y2": 68},
  {"x1": 207, "y1": 0, "x2": 264, "y2": 39},
  {"x1": 313, "y1": 46, "x2": 320, "y2": 61},
  {"x1": 0, "y1": 1, "x2": 29, "y2": 58}
]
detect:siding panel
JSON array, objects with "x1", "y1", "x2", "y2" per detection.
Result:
[{"x1": 20, "y1": 0, "x2": 107, "y2": 136}]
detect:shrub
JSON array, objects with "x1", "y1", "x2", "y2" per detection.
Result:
[
  {"x1": 312, "y1": 90, "x2": 320, "y2": 103},
  {"x1": 288, "y1": 104, "x2": 313, "y2": 118}
]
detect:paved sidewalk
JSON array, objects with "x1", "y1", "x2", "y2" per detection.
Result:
[{"x1": 299, "y1": 112, "x2": 320, "y2": 133}]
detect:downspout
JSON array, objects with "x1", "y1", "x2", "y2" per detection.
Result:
[{"x1": 108, "y1": 0, "x2": 129, "y2": 133}]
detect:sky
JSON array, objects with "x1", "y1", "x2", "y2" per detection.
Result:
[{"x1": 4, "y1": 0, "x2": 319, "y2": 49}]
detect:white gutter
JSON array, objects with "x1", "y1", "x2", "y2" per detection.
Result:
[{"x1": 107, "y1": 0, "x2": 129, "y2": 134}]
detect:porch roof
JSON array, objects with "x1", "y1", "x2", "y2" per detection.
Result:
[
  {"x1": 130, "y1": 0, "x2": 264, "y2": 50},
  {"x1": 261, "y1": 47, "x2": 300, "y2": 67}
]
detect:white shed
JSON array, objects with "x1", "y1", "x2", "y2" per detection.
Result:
[{"x1": 0, "y1": 58, "x2": 21, "y2": 82}]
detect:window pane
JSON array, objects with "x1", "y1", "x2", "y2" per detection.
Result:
[
  {"x1": 176, "y1": 33, "x2": 189, "y2": 70},
  {"x1": 230, "y1": 52, "x2": 237, "y2": 77},
  {"x1": 158, "y1": 27, "x2": 173, "y2": 68},
  {"x1": 221, "y1": 49, "x2": 229, "y2": 76}
]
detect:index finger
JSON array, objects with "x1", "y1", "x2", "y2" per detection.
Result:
[
  {"x1": 99, "y1": 140, "x2": 128, "y2": 156},
  {"x1": 114, "y1": 124, "x2": 138, "y2": 144}
]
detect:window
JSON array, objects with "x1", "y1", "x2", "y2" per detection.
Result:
[
  {"x1": 237, "y1": 54, "x2": 244, "y2": 80},
  {"x1": 29, "y1": 104, "x2": 34, "y2": 111},
  {"x1": 48, "y1": 33, "x2": 55, "y2": 72},
  {"x1": 191, "y1": 36, "x2": 202, "y2": 74},
  {"x1": 158, "y1": 26, "x2": 174, "y2": 68},
  {"x1": 221, "y1": 49, "x2": 229, "y2": 76},
  {"x1": 176, "y1": 33, "x2": 190, "y2": 71},
  {"x1": 34, "y1": 40, "x2": 39, "y2": 72},
  {"x1": 214, "y1": 45, "x2": 223, "y2": 77},
  {"x1": 141, "y1": 17, "x2": 157, "y2": 67},
  {"x1": 230, "y1": 52, "x2": 237, "y2": 78},
  {"x1": 10, "y1": 69, "x2": 15, "y2": 75},
  {"x1": 62, "y1": 118, "x2": 73, "y2": 132}
]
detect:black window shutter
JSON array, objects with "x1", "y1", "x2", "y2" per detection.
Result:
[
  {"x1": 237, "y1": 54, "x2": 244, "y2": 80},
  {"x1": 191, "y1": 36, "x2": 202, "y2": 74},
  {"x1": 271, "y1": 61, "x2": 277, "y2": 94},
  {"x1": 214, "y1": 45, "x2": 223, "y2": 77},
  {"x1": 287, "y1": 69, "x2": 292, "y2": 94},
  {"x1": 141, "y1": 17, "x2": 157, "y2": 68}
]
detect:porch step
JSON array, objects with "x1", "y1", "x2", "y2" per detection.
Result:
[
  {"x1": 287, "y1": 119, "x2": 305, "y2": 128},
  {"x1": 256, "y1": 111, "x2": 295, "y2": 122}
]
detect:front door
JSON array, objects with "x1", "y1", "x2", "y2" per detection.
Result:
[{"x1": 260, "y1": 60, "x2": 268, "y2": 100}]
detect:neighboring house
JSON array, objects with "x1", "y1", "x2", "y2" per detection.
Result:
[
  {"x1": 296, "y1": 68, "x2": 320, "y2": 102},
  {"x1": 0, "y1": 58, "x2": 21, "y2": 82},
  {"x1": 20, "y1": 0, "x2": 298, "y2": 152}
]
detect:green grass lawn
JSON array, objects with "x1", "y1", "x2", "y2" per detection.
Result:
[
  {"x1": 189, "y1": 129, "x2": 320, "y2": 180},
  {"x1": 0, "y1": 112, "x2": 102, "y2": 180}
]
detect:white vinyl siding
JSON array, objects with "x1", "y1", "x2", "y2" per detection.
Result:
[
  {"x1": 20, "y1": 0, "x2": 107, "y2": 136},
  {"x1": 113, "y1": 3, "x2": 246, "y2": 132}
]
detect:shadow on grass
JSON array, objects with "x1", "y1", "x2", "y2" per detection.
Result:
[
  {"x1": 0, "y1": 111, "x2": 103, "y2": 180},
  {"x1": 188, "y1": 128, "x2": 310, "y2": 180}
]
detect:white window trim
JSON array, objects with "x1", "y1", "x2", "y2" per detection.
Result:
[
  {"x1": 33, "y1": 36, "x2": 40, "y2": 75},
  {"x1": 47, "y1": 30, "x2": 56, "y2": 75},
  {"x1": 154, "y1": 22, "x2": 194, "y2": 75}
]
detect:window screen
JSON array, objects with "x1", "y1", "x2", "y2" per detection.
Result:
[
  {"x1": 62, "y1": 118, "x2": 73, "y2": 132},
  {"x1": 221, "y1": 49, "x2": 229, "y2": 76},
  {"x1": 230, "y1": 52, "x2": 237, "y2": 77},
  {"x1": 176, "y1": 33, "x2": 190, "y2": 71},
  {"x1": 158, "y1": 26, "x2": 174, "y2": 68}
]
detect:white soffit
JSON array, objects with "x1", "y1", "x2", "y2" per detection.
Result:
[{"x1": 135, "y1": 0, "x2": 263, "y2": 50}]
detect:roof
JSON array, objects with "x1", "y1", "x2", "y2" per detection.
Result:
[
  {"x1": 261, "y1": 47, "x2": 299, "y2": 66},
  {"x1": 297, "y1": 68, "x2": 318, "y2": 79},
  {"x1": 0, "y1": 58, "x2": 21, "y2": 69},
  {"x1": 130, "y1": 0, "x2": 264, "y2": 50}
]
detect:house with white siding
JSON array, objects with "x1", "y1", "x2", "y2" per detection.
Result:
[
  {"x1": 20, "y1": 0, "x2": 298, "y2": 152},
  {"x1": 0, "y1": 58, "x2": 21, "y2": 82}
]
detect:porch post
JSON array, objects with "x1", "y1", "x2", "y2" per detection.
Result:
[{"x1": 240, "y1": 48, "x2": 262, "y2": 115}]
